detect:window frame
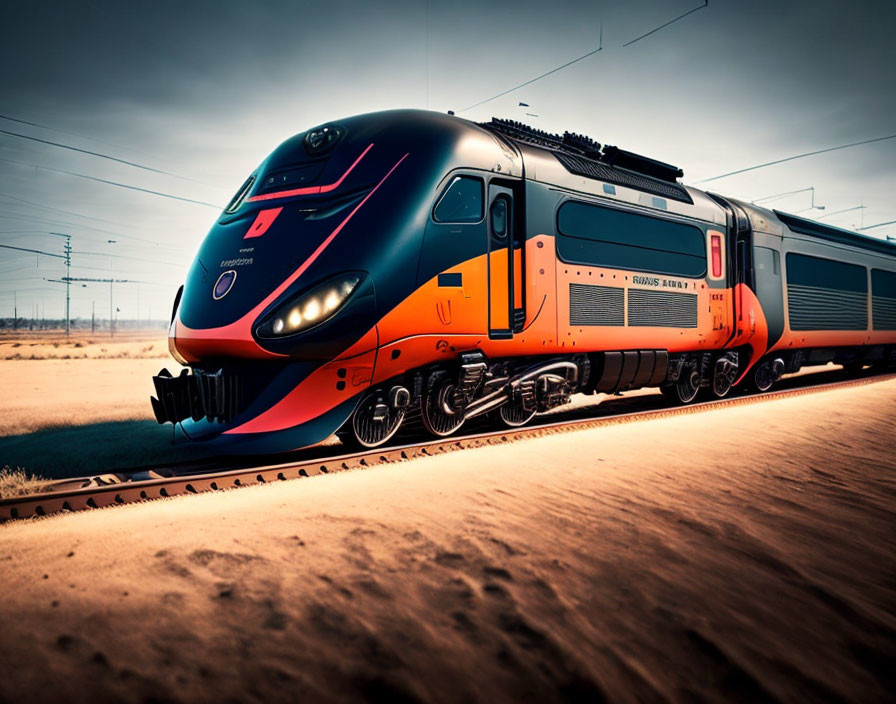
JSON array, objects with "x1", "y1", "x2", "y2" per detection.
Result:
[
  {"x1": 489, "y1": 194, "x2": 510, "y2": 242},
  {"x1": 785, "y1": 252, "x2": 868, "y2": 294},
  {"x1": 431, "y1": 174, "x2": 485, "y2": 225},
  {"x1": 554, "y1": 198, "x2": 708, "y2": 279}
]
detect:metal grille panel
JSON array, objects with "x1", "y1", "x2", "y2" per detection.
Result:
[
  {"x1": 872, "y1": 296, "x2": 896, "y2": 330},
  {"x1": 554, "y1": 152, "x2": 693, "y2": 204},
  {"x1": 569, "y1": 283, "x2": 624, "y2": 326},
  {"x1": 628, "y1": 289, "x2": 698, "y2": 328},
  {"x1": 788, "y1": 285, "x2": 867, "y2": 331}
]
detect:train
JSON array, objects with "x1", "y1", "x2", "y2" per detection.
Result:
[{"x1": 150, "y1": 109, "x2": 896, "y2": 451}]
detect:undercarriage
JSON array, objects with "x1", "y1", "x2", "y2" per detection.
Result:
[{"x1": 341, "y1": 343, "x2": 896, "y2": 448}]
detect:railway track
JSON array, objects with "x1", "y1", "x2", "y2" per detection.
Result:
[{"x1": 2, "y1": 369, "x2": 894, "y2": 523}]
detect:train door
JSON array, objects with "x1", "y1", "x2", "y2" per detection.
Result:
[
  {"x1": 487, "y1": 183, "x2": 524, "y2": 339},
  {"x1": 727, "y1": 200, "x2": 752, "y2": 339}
]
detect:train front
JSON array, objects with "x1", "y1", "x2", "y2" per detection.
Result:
[{"x1": 150, "y1": 110, "x2": 455, "y2": 452}]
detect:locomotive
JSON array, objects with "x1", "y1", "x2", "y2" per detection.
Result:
[{"x1": 151, "y1": 109, "x2": 896, "y2": 451}]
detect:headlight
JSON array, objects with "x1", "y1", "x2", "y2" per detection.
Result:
[{"x1": 256, "y1": 272, "x2": 362, "y2": 338}]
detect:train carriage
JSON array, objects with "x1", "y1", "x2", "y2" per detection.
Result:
[{"x1": 151, "y1": 109, "x2": 896, "y2": 451}]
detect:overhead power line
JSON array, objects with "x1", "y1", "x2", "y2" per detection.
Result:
[
  {"x1": 0, "y1": 212, "x2": 182, "y2": 251},
  {"x1": 459, "y1": 1, "x2": 708, "y2": 113},
  {"x1": 0, "y1": 191, "x2": 132, "y2": 227},
  {"x1": 72, "y1": 249, "x2": 186, "y2": 268},
  {"x1": 752, "y1": 187, "x2": 814, "y2": 204},
  {"x1": 623, "y1": 1, "x2": 709, "y2": 47},
  {"x1": 0, "y1": 127, "x2": 207, "y2": 184},
  {"x1": 0, "y1": 243, "x2": 65, "y2": 259},
  {"x1": 859, "y1": 220, "x2": 896, "y2": 231},
  {"x1": 696, "y1": 134, "x2": 896, "y2": 183},
  {"x1": 0, "y1": 113, "x2": 165, "y2": 163},
  {"x1": 460, "y1": 25, "x2": 603, "y2": 112},
  {"x1": 0, "y1": 213, "x2": 183, "y2": 253},
  {"x1": 0, "y1": 156, "x2": 223, "y2": 209},
  {"x1": 817, "y1": 206, "x2": 865, "y2": 220}
]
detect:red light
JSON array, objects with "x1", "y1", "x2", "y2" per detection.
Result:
[{"x1": 711, "y1": 235, "x2": 722, "y2": 277}]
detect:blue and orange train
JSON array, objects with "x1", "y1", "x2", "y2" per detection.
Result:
[{"x1": 151, "y1": 110, "x2": 896, "y2": 450}]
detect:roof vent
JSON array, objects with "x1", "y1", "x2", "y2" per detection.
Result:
[
  {"x1": 601, "y1": 145, "x2": 683, "y2": 183},
  {"x1": 479, "y1": 117, "x2": 691, "y2": 204}
]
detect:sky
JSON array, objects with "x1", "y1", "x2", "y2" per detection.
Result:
[{"x1": 0, "y1": 0, "x2": 894, "y2": 321}]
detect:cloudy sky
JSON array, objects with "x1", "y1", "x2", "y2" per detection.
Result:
[{"x1": 1, "y1": 0, "x2": 894, "y2": 320}]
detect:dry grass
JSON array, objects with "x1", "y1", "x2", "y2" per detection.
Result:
[
  {"x1": 0, "y1": 466, "x2": 49, "y2": 498},
  {"x1": 0, "y1": 333, "x2": 168, "y2": 360}
]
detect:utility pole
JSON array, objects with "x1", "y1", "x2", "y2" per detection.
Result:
[
  {"x1": 13, "y1": 290, "x2": 17, "y2": 330},
  {"x1": 91, "y1": 300, "x2": 95, "y2": 333},
  {"x1": 49, "y1": 233, "x2": 72, "y2": 336},
  {"x1": 62, "y1": 277, "x2": 134, "y2": 337}
]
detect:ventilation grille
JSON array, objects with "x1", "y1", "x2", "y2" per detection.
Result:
[
  {"x1": 569, "y1": 284, "x2": 624, "y2": 326},
  {"x1": 872, "y1": 296, "x2": 896, "y2": 330},
  {"x1": 554, "y1": 153, "x2": 693, "y2": 204},
  {"x1": 788, "y1": 285, "x2": 867, "y2": 331},
  {"x1": 628, "y1": 289, "x2": 698, "y2": 328}
]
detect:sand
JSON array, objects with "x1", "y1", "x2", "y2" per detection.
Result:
[
  {"x1": 0, "y1": 332, "x2": 217, "y2": 476},
  {"x1": 0, "y1": 331, "x2": 168, "y2": 435},
  {"x1": 0, "y1": 378, "x2": 893, "y2": 703}
]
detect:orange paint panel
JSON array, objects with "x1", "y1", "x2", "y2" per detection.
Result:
[
  {"x1": 489, "y1": 248, "x2": 510, "y2": 330},
  {"x1": 377, "y1": 256, "x2": 489, "y2": 345},
  {"x1": 726, "y1": 283, "x2": 769, "y2": 382},
  {"x1": 373, "y1": 334, "x2": 485, "y2": 385},
  {"x1": 554, "y1": 260, "x2": 733, "y2": 353}
]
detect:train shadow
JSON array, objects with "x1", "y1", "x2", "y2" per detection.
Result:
[
  {"x1": 1, "y1": 365, "x2": 883, "y2": 482},
  {"x1": 0, "y1": 420, "x2": 217, "y2": 480}
]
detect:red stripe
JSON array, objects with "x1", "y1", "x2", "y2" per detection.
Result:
[
  {"x1": 175, "y1": 152, "x2": 410, "y2": 360},
  {"x1": 246, "y1": 143, "x2": 374, "y2": 202},
  {"x1": 273, "y1": 152, "x2": 410, "y2": 291}
]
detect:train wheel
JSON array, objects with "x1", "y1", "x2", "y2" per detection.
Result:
[
  {"x1": 753, "y1": 365, "x2": 774, "y2": 392},
  {"x1": 421, "y1": 381, "x2": 465, "y2": 437},
  {"x1": 711, "y1": 352, "x2": 739, "y2": 398},
  {"x1": 752, "y1": 358, "x2": 784, "y2": 392},
  {"x1": 661, "y1": 367, "x2": 701, "y2": 404},
  {"x1": 345, "y1": 391, "x2": 406, "y2": 449},
  {"x1": 498, "y1": 399, "x2": 537, "y2": 428}
]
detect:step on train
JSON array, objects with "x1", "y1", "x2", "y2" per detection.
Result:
[{"x1": 151, "y1": 110, "x2": 896, "y2": 451}]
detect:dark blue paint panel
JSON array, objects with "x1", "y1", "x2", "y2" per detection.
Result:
[{"x1": 438, "y1": 273, "x2": 463, "y2": 287}]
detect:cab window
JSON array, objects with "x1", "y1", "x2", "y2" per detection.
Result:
[{"x1": 433, "y1": 176, "x2": 484, "y2": 223}]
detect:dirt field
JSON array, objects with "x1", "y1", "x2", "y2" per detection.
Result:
[
  {"x1": 0, "y1": 332, "x2": 215, "y2": 477},
  {"x1": 0, "y1": 378, "x2": 893, "y2": 703},
  {"x1": 0, "y1": 329, "x2": 169, "y2": 360}
]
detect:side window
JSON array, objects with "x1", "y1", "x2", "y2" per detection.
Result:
[
  {"x1": 556, "y1": 201, "x2": 706, "y2": 278},
  {"x1": 490, "y1": 196, "x2": 509, "y2": 241},
  {"x1": 871, "y1": 269, "x2": 896, "y2": 330},
  {"x1": 433, "y1": 176, "x2": 484, "y2": 223},
  {"x1": 786, "y1": 253, "x2": 867, "y2": 331}
]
